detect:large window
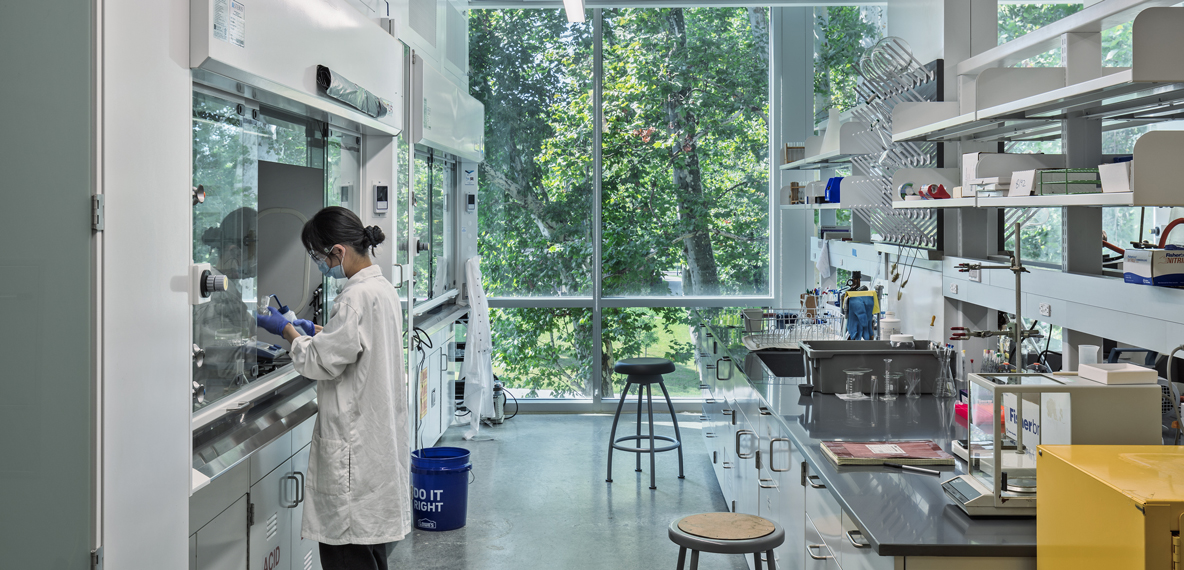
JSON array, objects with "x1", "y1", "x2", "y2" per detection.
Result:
[
  {"x1": 470, "y1": 8, "x2": 772, "y2": 401},
  {"x1": 603, "y1": 8, "x2": 771, "y2": 297}
]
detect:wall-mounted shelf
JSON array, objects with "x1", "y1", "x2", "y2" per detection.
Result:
[
  {"x1": 779, "y1": 203, "x2": 843, "y2": 210},
  {"x1": 893, "y1": 4, "x2": 1184, "y2": 144},
  {"x1": 778, "y1": 149, "x2": 856, "y2": 171},
  {"x1": 893, "y1": 197, "x2": 977, "y2": 209},
  {"x1": 976, "y1": 192, "x2": 1133, "y2": 208}
]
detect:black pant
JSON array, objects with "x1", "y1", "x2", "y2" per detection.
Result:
[{"x1": 319, "y1": 542, "x2": 388, "y2": 570}]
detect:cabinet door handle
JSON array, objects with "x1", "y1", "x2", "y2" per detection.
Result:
[
  {"x1": 722, "y1": 409, "x2": 733, "y2": 416},
  {"x1": 847, "y1": 529, "x2": 871, "y2": 549},
  {"x1": 699, "y1": 415, "x2": 709, "y2": 421},
  {"x1": 759, "y1": 406, "x2": 772, "y2": 416},
  {"x1": 294, "y1": 471, "x2": 305, "y2": 505},
  {"x1": 282, "y1": 475, "x2": 300, "y2": 508},
  {"x1": 735, "y1": 429, "x2": 756, "y2": 459},
  {"x1": 807, "y1": 544, "x2": 832, "y2": 560},
  {"x1": 722, "y1": 461, "x2": 733, "y2": 469},
  {"x1": 700, "y1": 384, "x2": 711, "y2": 390},
  {"x1": 715, "y1": 357, "x2": 731, "y2": 381},
  {"x1": 705, "y1": 432, "x2": 716, "y2": 438},
  {"x1": 806, "y1": 474, "x2": 826, "y2": 489},
  {"x1": 758, "y1": 478, "x2": 779, "y2": 489},
  {"x1": 770, "y1": 438, "x2": 791, "y2": 473}
]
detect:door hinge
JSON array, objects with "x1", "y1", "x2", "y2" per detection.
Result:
[
  {"x1": 91, "y1": 547, "x2": 103, "y2": 570},
  {"x1": 92, "y1": 195, "x2": 104, "y2": 231},
  {"x1": 248, "y1": 502, "x2": 255, "y2": 526}
]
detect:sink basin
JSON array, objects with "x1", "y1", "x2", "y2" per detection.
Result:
[{"x1": 754, "y1": 350, "x2": 805, "y2": 378}]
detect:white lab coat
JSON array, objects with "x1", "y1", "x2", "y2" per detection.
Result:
[
  {"x1": 463, "y1": 256, "x2": 494, "y2": 438},
  {"x1": 289, "y1": 265, "x2": 410, "y2": 545}
]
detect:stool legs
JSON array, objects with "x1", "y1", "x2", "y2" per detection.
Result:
[
  {"x1": 766, "y1": 550, "x2": 776, "y2": 570},
  {"x1": 605, "y1": 381, "x2": 632, "y2": 483},
  {"x1": 647, "y1": 384, "x2": 657, "y2": 489},
  {"x1": 635, "y1": 383, "x2": 644, "y2": 473},
  {"x1": 676, "y1": 547, "x2": 686, "y2": 570},
  {"x1": 754, "y1": 552, "x2": 762, "y2": 570},
  {"x1": 689, "y1": 550, "x2": 699, "y2": 570},
  {"x1": 657, "y1": 380, "x2": 685, "y2": 479}
]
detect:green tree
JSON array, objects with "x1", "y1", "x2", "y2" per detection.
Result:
[
  {"x1": 814, "y1": 7, "x2": 878, "y2": 118},
  {"x1": 469, "y1": 8, "x2": 770, "y2": 397}
]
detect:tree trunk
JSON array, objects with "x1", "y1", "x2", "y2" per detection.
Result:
[
  {"x1": 665, "y1": 9, "x2": 721, "y2": 296},
  {"x1": 747, "y1": 7, "x2": 769, "y2": 68}
]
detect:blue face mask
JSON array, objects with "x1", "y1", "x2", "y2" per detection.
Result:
[{"x1": 316, "y1": 249, "x2": 347, "y2": 280}]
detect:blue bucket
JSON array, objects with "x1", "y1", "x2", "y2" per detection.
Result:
[{"x1": 411, "y1": 447, "x2": 472, "y2": 531}]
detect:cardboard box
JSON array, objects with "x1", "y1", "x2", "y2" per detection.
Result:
[
  {"x1": 1124, "y1": 247, "x2": 1184, "y2": 287},
  {"x1": 782, "y1": 144, "x2": 805, "y2": 165}
]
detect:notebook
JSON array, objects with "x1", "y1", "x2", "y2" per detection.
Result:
[{"x1": 821, "y1": 440, "x2": 955, "y2": 466}]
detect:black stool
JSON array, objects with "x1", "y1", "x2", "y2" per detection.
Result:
[
  {"x1": 606, "y1": 357, "x2": 684, "y2": 489},
  {"x1": 668, "y1": 513, "x2": 785, "y2": 570}
]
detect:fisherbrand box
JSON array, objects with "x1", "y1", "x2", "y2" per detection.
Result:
[{"x1": 1124, "y1": 247, "x2": 1184, "y2": 287}]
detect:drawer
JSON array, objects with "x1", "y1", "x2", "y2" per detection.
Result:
[
  {"x1": 805, "y1": 513, "x2": 839, "y2": 570},
  {"x1": 803, "y1": 462, "x2": 843, "y2": 560},
  {"x1": 840, "y1": 510, "x2": 893, "y2": 570}
]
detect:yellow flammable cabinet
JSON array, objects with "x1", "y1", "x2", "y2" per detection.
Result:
[{"x1": 1038, "y1": 445, "x2": 1184, "y2": 569}]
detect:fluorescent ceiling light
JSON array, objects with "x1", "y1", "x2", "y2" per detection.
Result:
[{"x1": 563, "y1": 0, "x2": 585, "y2": 22}]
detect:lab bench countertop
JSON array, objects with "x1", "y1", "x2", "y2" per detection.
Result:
[
  {"x1": 755, "y1": 380, "x2": 1037, "y2": 558},
  {"x1": 698, "y1": 315, "x2": 1037, "y2": 558}
]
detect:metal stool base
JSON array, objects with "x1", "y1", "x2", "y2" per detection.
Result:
[{"x1": 606, "y1": 376, "x2": 685, "y2": 488}]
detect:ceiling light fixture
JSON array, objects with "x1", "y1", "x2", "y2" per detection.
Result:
[{"x1": 563, "y1": 0, "x2": 585, "y2": 23}]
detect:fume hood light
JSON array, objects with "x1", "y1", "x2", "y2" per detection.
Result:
[{"x1": 563, "y1": 0, "x2": 585, "y2": 23}]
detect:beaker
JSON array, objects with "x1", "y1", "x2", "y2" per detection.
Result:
[
  {"x1": 882, "y1": 373, "x2": 901, "y2": 401},
  {"x1": 844, "y1": 368, "x2": 871, "y2": 399},
  {"x1": 905, "y1": 368, "x2": 922, "y2": 398}
]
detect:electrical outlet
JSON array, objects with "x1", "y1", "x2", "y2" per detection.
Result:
[
  {"x1": 968, "y1": 268, "x2": 982, "y2": 282},
  {"x1": 1039, "y1": 303, "x2": 1052, "y2": 317},
  {"x1": 949, "y1": 283, "x2": 959, "y2": 295}
]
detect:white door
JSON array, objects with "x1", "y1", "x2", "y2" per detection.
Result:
[{"x1": 249, "y1": 459, "x2": 295, "y2": 570}]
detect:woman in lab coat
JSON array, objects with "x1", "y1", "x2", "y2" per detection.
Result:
[{"x1": 256, "y1": 206, "x2": 408, "y2": 570}]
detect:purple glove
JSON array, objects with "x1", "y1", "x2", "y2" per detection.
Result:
[
  {"x1": 256, "y1": 307, "x2": 290, "y2": 336},
  {"x1": 293, "y1": 319, "x2": 317, "y2": 336}
]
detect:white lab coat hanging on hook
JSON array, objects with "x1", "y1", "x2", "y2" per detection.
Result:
[{"x1": 463, "y1": 256, "x2": 494, "y2": 439}]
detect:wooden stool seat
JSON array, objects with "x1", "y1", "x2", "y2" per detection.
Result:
[
  {"x1": 668, "y1": 513, "x2": 784, "y2": 570},
  {"x1": 677, "y1": 513, "x2": 775, "y2": 541}
]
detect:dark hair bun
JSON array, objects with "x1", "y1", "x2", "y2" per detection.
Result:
[{"x1": 363, "y1": 225, "x2": 386, "y2": 248}]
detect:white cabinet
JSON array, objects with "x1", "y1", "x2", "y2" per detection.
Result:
[
  {"x1": 840, "y1": 511, "x2": 893, "y2": 570},
  {"x1": 805, "y1": 514, "x2": 840, "y2": 570},
  {"x1": 249, "y1": 460, "x2": 295, "y2": 570},
  {"x1": 194, "y1": 494, "x2": 249, "y2": 570}
]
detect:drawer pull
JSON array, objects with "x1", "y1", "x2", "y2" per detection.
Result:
[
  {"x1": 722, "y1": 462, "x2": 733, "y2": 469},
  {"x1": 699, "y1": 415, "x2": 709, "y2": 421},
  {"x1": 806, "y1": 474, "x2": 826, "y2": 489},
  {"x1": 705, "y1": 432, "x2": 716, "y2": 438},
  {"x1": 759, "y1": 406, "x2": 772, "y2": 416},
  {"x1": 758, "y1": 478, "x2": 778, "y2": 489},
  {"x1": 769, "y1": 438, "x2": 791, "y2": 473},
  {"x1": 807, "y1": 544, "x2": 832, "y2": 560},
  {"x1": 700, "y1": 384, "x2": 711, "y2": 390},
  {"x1": 705, "y1": 399, "x2": 717, "y2": 404},
  {"x1": 847, "y1": 529, "x2": 871, "y2": 549},
  {"x1": 722, "y1": 409, "x2": 733, "y2": 416},
  {"x1": 735, "y1": 430, "x2": 756, "y2": 459}
]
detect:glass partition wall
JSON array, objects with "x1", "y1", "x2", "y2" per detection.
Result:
[{"x1": 470, "y1": 7, "x2": 773, "y2": 404}]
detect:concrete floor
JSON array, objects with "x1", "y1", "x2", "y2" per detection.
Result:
[{"x1": 388, "y1": 413, "x2": 748, "y2": 570}]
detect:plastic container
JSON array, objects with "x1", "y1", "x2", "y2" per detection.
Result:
[
  {"x1": 1078, "y1": 344, "x2": 1100, "y2": 367},
  {"x1": 411, "y1": 447, "x2": 473, "y2": 531},
  {"x1": 880, "y1": 312, "x2": 901, "y2": 339},
  {"x1": 800, "y1": 340, "x2": 941, "y2": 394}
]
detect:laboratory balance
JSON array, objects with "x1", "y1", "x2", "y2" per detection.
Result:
[{"x1": 942, "y1": 373, "x2": 1161, "y2": 517}]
